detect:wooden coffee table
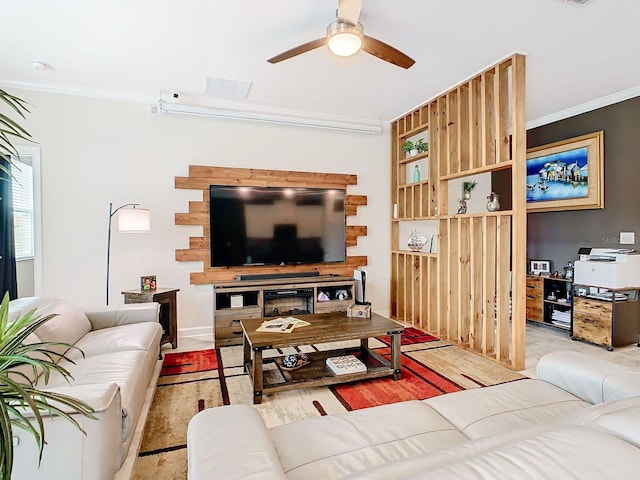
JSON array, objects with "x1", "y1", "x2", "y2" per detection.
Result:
[{"x1": 241, "y1": 312, "x2": 404, "y2": 404}]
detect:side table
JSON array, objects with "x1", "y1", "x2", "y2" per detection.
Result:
[{"x1": 122, "y1": 287, "x2": 179, "y2": 349}]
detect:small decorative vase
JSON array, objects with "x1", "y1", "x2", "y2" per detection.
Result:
[
  {"x1": 486, "y1": 192, "x2": 500, "y2": 212},
  {"x1": 407, "y1": 230, "x2": 427, "y2": 252},
  {"x1": 413, "y1": 165, "x2": 421, "y2": 182},
  {"x1": 408, "y1": 149, "x2": 418, "y2": 157},
  {"x1": 463, "y1": 191, "x2": 471, "y2": 200}
]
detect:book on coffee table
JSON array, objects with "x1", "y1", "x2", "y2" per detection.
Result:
[
  {"x1": 255, "y1": 317, "x2": 311, "y2": 333},
  {"x1": 326, "y1": 355, "x2": 367, "y2": 375}
]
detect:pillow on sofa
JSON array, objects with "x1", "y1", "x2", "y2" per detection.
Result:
[{"x1": 10, "y1": 297, "x2": 92, "y2": 358}]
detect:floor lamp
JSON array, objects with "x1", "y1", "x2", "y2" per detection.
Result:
[{"x1": 106, "y1": 203, "x2": 151, "y2": 305}]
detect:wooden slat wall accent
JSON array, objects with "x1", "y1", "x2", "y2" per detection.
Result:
[
  {"x1": 469, "y1": 217, "x2": 483, "y2": 350},
  {"x1": 429, "y1": 103, "x2": 439, "y2": 216},
  {"x1": 448, "y1": 91, "x2": 459, "y2": 174},
  {"x1": 483, "y1": 216, "x2": 497, "y2": 355},
  {"x1": 496, "y1": 215, "x2": 511, "y2": 361},
  {"x1": 510, "y1": 54, "x2": 527, "y2": 370},
  {"x1": 390, "y1": 54, "x2": 526, "y2": 370},
  {"x1": 459, "y1": 85, "x2": 470, "y2": 172},
  {"x1": 458, "y1": 218, "x2": 471, "y2": 345},
  {"x1": 175, "y1": 166, "x2": 367, "y2": 283},
  {"x1": 448, "y1": 219, "x2": 459, "y2": 341}
]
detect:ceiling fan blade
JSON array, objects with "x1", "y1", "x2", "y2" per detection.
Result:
[
  {"x1": 337, "y1": 0, "x2": 362, "y2": 25},
  {"x1": 362, "y1": 36, "x2": 415, "y2": 69},
  {"x1": 267, "y1": 38, "x2": 326, "y2": 64}
]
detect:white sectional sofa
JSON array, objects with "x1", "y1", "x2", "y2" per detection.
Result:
[
  {"x1": 8, "y1": 297, "x2": 162, "y2": 480},
  {"x1": 188, "y1": 351, "x2": 640, "y2": 479}
]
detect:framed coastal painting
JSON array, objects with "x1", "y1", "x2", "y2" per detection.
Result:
[{"x1": 526, "y1": 131, "x2": 604, "y2": 212}]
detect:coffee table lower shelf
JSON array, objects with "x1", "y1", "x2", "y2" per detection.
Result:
[{"x1": 244, "y1": 347, "x2": 397, "y2": 402}]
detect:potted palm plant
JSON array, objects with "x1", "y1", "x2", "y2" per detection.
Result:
[
  {"x1": 0, "y1": 89, "x2": 32, "y2": 174},
  {"x1": 0, "y1": 293, "x2": 95, "y2": 479}
]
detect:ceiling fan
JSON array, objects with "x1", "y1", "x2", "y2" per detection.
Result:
[{"x1": 267, "y1": 0, "x2": 415, "y2": 69}]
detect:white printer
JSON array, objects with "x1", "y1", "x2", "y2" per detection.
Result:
[{"x1": 574, "y1": 248, "x2": 640, "y2": 289}]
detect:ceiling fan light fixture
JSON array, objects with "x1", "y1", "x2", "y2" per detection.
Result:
[{"x1": 327, "y1": 21, "x2": 363, "y2": 57}]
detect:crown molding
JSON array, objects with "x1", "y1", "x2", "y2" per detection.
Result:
[
  {"x1": 0, "y1": 79, "x2": 382, "y2": 134},
  {"x1": 527, "y1": 84, "x2": 640, "y2": 129}
]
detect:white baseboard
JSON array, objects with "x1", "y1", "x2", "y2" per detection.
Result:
[{"x1": 178, "y1": 325, "x2": 214, "y2": 339}]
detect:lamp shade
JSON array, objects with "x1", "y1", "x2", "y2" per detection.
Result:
[
  {"x1": 118, "y1": 207, "x2": 150, "y2": 232},
  {"x1": 327, "y1": 21, "x2": 363, "y2": 57}
]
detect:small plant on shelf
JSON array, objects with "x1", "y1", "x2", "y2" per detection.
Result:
[
  {"x1": 415, "y1": 138, "x2": 428, "y2": 153},
  {"x1": 462, "y1": 180, "x2": 477, "y2": 200},
  {"x1": 401, "y1": 140, "x2": 416, "y2": 157}
]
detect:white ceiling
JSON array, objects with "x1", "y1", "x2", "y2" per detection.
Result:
[{"x1": 2, "y1": 0, "x2": 640, "y2": 124}]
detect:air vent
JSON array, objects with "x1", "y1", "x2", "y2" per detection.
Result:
[{"x1": 205, "y1": 77, "x2": 252, "y2": 100}]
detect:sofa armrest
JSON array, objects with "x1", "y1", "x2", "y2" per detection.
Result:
[
  {"x1": 84, "y1": 303, "x2": 160, "y2": 330},
  {"x1": 12, "y1": 382, "x2": 124, "y2": 480},
  {"x1": 536, "y1": 351, "x2": 629, "y2": 404},
  {"x1": 188, "y1": 405, "x2": 287, "y2": 480}
]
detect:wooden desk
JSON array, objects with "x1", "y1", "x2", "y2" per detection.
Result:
[{"x1": 122, "y1": 287, "x2": 179, "y2": 349}]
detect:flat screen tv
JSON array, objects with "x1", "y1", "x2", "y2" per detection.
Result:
[{"x1": 209, "y1": 185, "x2": 346, "y2": 267}]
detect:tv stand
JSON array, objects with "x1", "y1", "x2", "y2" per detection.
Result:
[{"x1": 213, "y1": 275, "x2": 355, "y2": 346}]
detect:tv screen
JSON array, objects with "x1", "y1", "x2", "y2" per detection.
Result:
[{"x1": 210, "y1": 185, "x2": 346, "y2": 267}]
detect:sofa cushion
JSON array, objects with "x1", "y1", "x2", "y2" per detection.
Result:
[
  {"x1": 424, "y1": 378, "x2": 589, "y2": 439},
  {"x1": 65, "y1": 321, "x2": 161, "y2": 360},
  {"x1": 562, "y1": 395, "x2": 640, "y2": 448},
  {"x1": 9, "y1": 297, "x2": 92, "y2": 358},
  {"x1": 38, "y1": 349, "x2": 156, "y2": 443},
  {"x1": 602, "y1": 371, "x2": 640, "y2": 402},
  {"x1": 536, "y1": 350, "x2": 629, "y2": 404},
  {"x1": 344, "y1": 425, "x2": 640, "y2": 479},
  {"x1": 268, "y1": 400, "x2": 466, "y2": 480},
  {"x1": 188, "y1": 405, "x2": 287, "y2": 480}
]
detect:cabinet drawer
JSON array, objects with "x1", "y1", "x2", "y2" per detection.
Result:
[
  {"x1": 574, "y1": 298, "x2": 613, "y2": 316},
  {"x1": 215, "y1": 325, "x2": 244, "y2": 340},
  {"x1": 526, "y1": 278, "x2": 543, "y2": 300},
  {"x1": 315, "y1": 300, "x2": 352, "y2": 313},
  {"x1": 526, "y1": 305, "x2": 543, "y2": 322},
  {"x1": 215, "y1": 306, "x2": 262, "y2": 318},
  {"x1": 214, "y1": 316, "x2": 244, "y2": 329},
  {"x1": 573, "y1": 310, "x2": 612, "y2": 346}
]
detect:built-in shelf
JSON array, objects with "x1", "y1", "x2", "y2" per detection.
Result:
[
  {"x1": 440, "y1": 161, "x2": 513, "y2": 181},
  {"x1": 399, "y1": 152, "x2": 429, "y2": 164},
  {"x1": 438, "y1": 210, "x2": 513, "y2": 220},
  {"x1": 398, "y1": 124, "x2": 429, "y2": 139},
  {"x1": 399, "y1": 180, "x2": 429, "y2": 188},
  {"x1": 392, "y1": 249, "x2": 437, "y2": 257}
]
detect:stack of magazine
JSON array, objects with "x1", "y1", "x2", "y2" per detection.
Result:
[
  {"x1": 255, "y1": 317, "x2": 310, "y2": 334},
  {"x1": 326, "y1": 355, "x2": 367, "y2": 375}
]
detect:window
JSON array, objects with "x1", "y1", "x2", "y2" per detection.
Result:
[{"x1": 11, "y1": 156, "x2": 34, "y2": 260}]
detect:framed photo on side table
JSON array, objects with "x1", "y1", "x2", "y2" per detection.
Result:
[{"x1": 140, "y1": 275, "x2": 157, "y2": 291}]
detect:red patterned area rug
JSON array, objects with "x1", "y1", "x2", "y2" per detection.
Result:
[{"x1": 131, "y1": 327, "x2": 524, "y2": 479}]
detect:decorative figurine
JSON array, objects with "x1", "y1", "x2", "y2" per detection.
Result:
[
  {"x1": 407, "y1": 230, "x2": 427, "y2": 251},
  {"x1": 457, "y1": 198, "x2": 468, "y2": 214},
  {"x1": 486, "y1": 192, "x2": 500, "y2": 212}
]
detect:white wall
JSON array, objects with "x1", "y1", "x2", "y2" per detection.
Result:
[
  {"x1": 15, "y1": 89, "x2": 391, "y2": 336},
  {"x1": 16, "y1": 259, "x2": 34, "y2": 297}
]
